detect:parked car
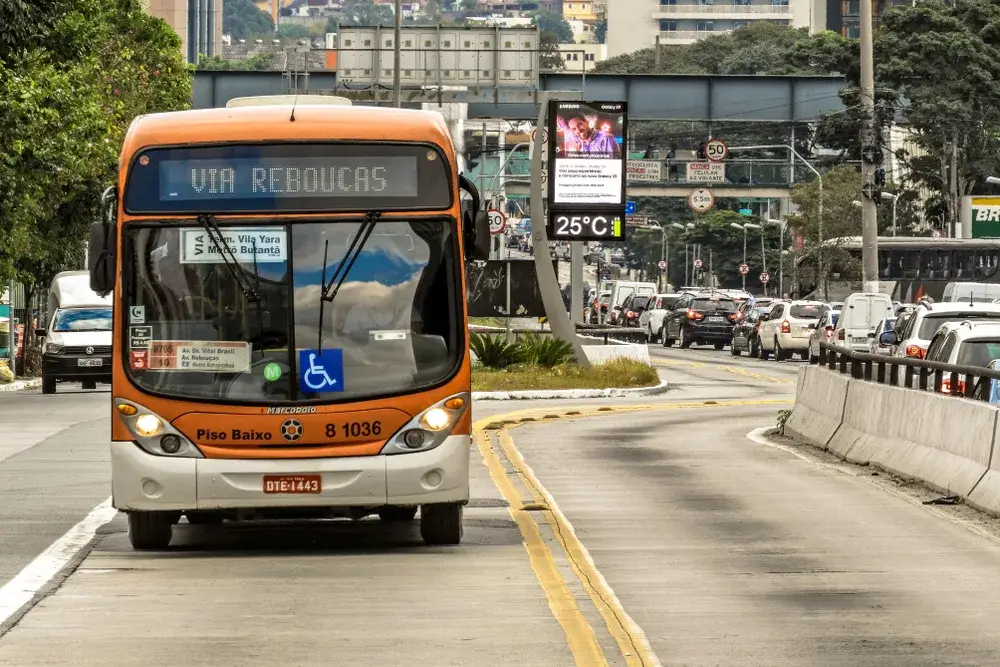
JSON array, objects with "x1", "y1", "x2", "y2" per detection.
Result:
[
  {"x1": 888, "y1": 300, "x2": 1000, "y2": 359},
  {"x1": 924, "y1": 321, "x2": 1000, "y2": 394},
  {"x1": 641, "y1": 293, "x2": 681, "y2": 343},
  {"x1": 662, "y1": 292, "x2": 739, "y2": 349},
  {"x1": 808, "y1": 309, "x2": 841, "y2": 363},
  {"x1": 868, "y1": 317, "x2": 896, "y2": 355},
  {"x1": 758, "y1": 300, "x2": 828, "y2": 361},
  {"x1": 731, "y1": 304, "x2": 774, "y2": 357}
]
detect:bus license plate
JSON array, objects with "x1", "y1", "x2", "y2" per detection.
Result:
[
  {"x1": 77, "y1": 359, "x2": 102, "y2": 367},
  {"x1": 263, "y1": 475, "x2": 321, "y2": 494}
]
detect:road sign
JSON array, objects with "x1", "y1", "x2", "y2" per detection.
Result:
[
  {"x1": 694, "y1": 258, "x2": 703, "y2": 269},
  {"x1": 658, "y1": 260, "x2": 667, "y2": 270},
  {"x1": 739, "y1": 263, "x2": 749, "y2": 275},
  {"x1": 738, "y1": 208, "x2": 753, "y2": 216},
  {"x1": 487, "y1": 209, "x2": 507, "y2": 235},
  {"x1": 625, "y1": 200, "x2": 637, "y2": 216},
  {"x1": 760, "y1": 271, "x2": 770, "y2": 284},
  {"x1": 688, "y1": 188, "x2": 714, "y2": 213},
  {"x1": 705, "y1": 138, "x2": 728, "y2": 162}
]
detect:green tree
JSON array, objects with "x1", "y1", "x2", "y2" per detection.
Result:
[
  {"x1": 223, "y1": 0, "x2": 275, "y2": 40},
  {"x1": 276, "y1": 22, "x2": 311, "y2": 38},
  {"x1": 197, "y1": 52, "x2": 275, "y2": 70},
  {"x1": 531, "y1": 10, "x2": 573, "y2": 70},
  {"x1": 0, "y1": 0, "x2": 192, "y2": 373}
]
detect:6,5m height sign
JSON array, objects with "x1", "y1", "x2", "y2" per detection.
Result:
[{"x1": 546, "y1": 100, "x2": 628, "y2": 243}]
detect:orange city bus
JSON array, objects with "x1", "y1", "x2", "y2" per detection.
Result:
[{"x1": 88, "y1": 95, "x2": 490, "y2": 550}]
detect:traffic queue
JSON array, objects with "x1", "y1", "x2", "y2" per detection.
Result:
[{"x1": 595, "y1": 280, "x2": 1000, "y2": 392}]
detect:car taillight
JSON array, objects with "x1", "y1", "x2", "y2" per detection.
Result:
[
  {"x1": 727, "y1": 312, "x2": 739, "y2": 322},
  {"x1": 940, "y1": 379, "x2": 966, "y2": 394},
  {"x1": 906, "y1": 345, "x2": 925, "y2": 358},
  {"x1": 781, "y1": 320, "x2": 791, "y2": 334},
  {"x1": 627, "y1": 311, "x2": 636, "y2": 318},
  {"x1": 687, "y1": 309, "x2": 704, "y2": 320}
]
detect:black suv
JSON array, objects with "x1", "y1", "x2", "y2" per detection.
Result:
[{"x1": 662, "y1": 293, "x2": 739, "y2": 349}]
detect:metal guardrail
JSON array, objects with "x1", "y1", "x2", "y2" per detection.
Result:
[
  {"x1": 817, "y1": 340, "x2": 1000, "y2": 401},
  {"x1": 469, "y1": 323, "x2": 650, "y2": 345}
]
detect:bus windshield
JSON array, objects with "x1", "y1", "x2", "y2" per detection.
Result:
[{"x1": 125, "y1": 219, "x2": 461, "y2": 403}]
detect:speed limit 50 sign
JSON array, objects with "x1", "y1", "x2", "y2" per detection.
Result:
[{"x1": 705, "y1": 138, "x2": 728, "y2": 162}]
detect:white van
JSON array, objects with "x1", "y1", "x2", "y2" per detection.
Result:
[
  {"x1": 942, "y1": 282, "x2": 1000, "y2": 303},
  {"x1": 833, "y1": 292, "x2": 894, "y2": 351},
  {"x1": 36, "y1": 271, "x2": 113, "y2": 394}
]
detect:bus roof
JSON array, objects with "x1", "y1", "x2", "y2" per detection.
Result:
[
  {"x1": 120, "y1": 104, "x2": 454, "y2": 158},
  {"x1": 821, "y1": 236, "x2": 1000, "y2": 248}
]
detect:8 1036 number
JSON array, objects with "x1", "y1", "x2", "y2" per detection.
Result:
[{"x1": 325, "y1": 421, "x2": 382, "y2": 438}]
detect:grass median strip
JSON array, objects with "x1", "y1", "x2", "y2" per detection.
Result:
[{"x1": 473, "y1": 358, "x2": 659, "y2": 392}]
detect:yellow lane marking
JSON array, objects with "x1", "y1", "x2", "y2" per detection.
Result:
[
  {"x1": 497, "y1": 430, "x2": 659, "y2": 667},
  {"x1": 474, "y1": 430, "x2": 610, "y2": 667},
  {"x1": 472, "y1": 399, "x2": 791, "y2": 667},
  {"x1": 652, "y1": 358, "x2": 795, "y2": 384}
]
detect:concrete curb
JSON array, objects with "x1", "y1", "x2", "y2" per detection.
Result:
[
  {"x1": 472, "y1": 377, "x2": 670, "y2": 401},
  {"x1": 0, "y1": 379, "x2": 41, "y2": 393}
]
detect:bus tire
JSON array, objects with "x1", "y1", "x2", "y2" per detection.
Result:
[
  {"x1": 41, "y1": 376, "x2": 56, "y2": 394},
  {"x1": 127, "y1": 511, "x2": 175, "y2": 550},
  {"x1": 419, "y1": 502, "x2": 463, "y2": 545},
  {"x1": 378, "y1": 506, "x2": 418, "y2": 522}
]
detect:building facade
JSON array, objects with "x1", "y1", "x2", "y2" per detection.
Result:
[
  {"x1": 557, "y1": 42, "x2": 606, "y2": 71},
  {"x1": 607, "y1": 0, "x2": 826, "y2": 55},
  {"x1": 144, "y1": 0, "x2": 223, "y2": 63}
]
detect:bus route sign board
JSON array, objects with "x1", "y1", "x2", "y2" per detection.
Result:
[{"x1": 547, "y1": 100, "x2": 628, "y2": 243}]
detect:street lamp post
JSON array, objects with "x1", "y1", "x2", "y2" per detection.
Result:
[
  {"x1": 881, "y1": 191, "x2": 899, "y2": 236},
  {"x1": 766, "y1": 218, "x2": 786, "y2": 297},
  {"x1": 729, "y1": 221, "x2": 760, "y2": 291},
  {"x1": 728, "y1": 143, "x2": 824, "y2": 297},
  {"x1": 392, "y1": 0, "x2": 402, "y2": 108}
]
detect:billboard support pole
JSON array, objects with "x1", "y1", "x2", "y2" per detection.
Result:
[
  {"x1": 531, "y1": 96, "x2": 591, "y2": 368},
  {"x1": 570, "y1": 242, "x2": 583, "y2": 323}
]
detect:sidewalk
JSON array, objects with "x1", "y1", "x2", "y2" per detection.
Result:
[{"x1": 0, "y1": 378, "x2": 41, "y2": 393}]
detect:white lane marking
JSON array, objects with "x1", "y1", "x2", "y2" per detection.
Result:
[
  {"x1": 0, "y1": 496, "x2": 117, "y2": 625},
  {"x1": 746, "y1": 427, "x2": 1000, "y2": 547}
]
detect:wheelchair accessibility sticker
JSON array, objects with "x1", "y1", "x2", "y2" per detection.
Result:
[{"x1": 298, "y1": 349, "x2": 344, "y2": 393}]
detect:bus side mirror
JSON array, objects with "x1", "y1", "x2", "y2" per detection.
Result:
[
  {"x1": 89, "y1": 220, "x2": 116, "y2": 297},
  {"x1": 472, "y1": 210, "x2": 491, "y2": 261}
]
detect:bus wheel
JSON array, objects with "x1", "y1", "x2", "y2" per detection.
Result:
[
  {"x1": 378, "y1": 506, "x2": 418, "y2": 522},
  {"x1": 419, "y1": 503, "x2": 463, "y2": 545},
  {"x1": 128, "y1": 511, "x2": 175, "y2": 550}
]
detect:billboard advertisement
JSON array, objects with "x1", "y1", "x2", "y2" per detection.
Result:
[
  {"x1": 548, "y1": 101, "x2": 627, "y2": 206},
  {"x1": 546, "y1": 100, "x2": 628, "y2": 243}
]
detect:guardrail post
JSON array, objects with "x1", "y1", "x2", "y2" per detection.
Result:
[
  {"x1": 863, "y1": 359, "x2": 873, "y2": 381},
  {"x1": 851, "y1": 358, "x2": 862, "y2": 379},
  {"x1": 919, "y1": 368, "x2": 929, "y2": 391},
  {"x1": 819, "y1": 345, "x2": 827, "y2": 365},
  {"x1": 889, "y1": 363, "x2": 898, "y2": 386},
  {"x1": 905, "y1": 366, "x2": 914, "y2": 388},
  {"x1": 838, "y1": 352, "x2": 848, "y2": 374},
  {"x1": 876, "y1": 361, "x2": 886, "y2": 384},
  {"x1": 965, "y1": 373, "x2": 976, "y2": 399}
]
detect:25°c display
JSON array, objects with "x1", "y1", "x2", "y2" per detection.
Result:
[{"x1": 548, "y1": 214, "x2": 624, "y2": 242}]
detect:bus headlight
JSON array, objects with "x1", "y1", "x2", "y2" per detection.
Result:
[
  {"x1": 114, "y1": 398, "x2": 204, "y2": 458},
  {"x1": 381, "y1": 392, "x2": 469, "y2": 455}
]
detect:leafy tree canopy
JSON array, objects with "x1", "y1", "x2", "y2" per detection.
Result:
[
  {"x1": 532, "y1": 10, "x2": 574, "y2": 44},
  {"x1": 223, "y1": 0, "x2": 275, "y2": 41}
]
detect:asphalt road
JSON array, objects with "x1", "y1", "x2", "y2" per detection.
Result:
[{"x1": 3, "y1": 348, "x2": 1000, "y2": 665}]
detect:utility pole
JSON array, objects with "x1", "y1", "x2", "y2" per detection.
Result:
[
  {"x1": 859, "y1": 0, "x2": 880, "y2": 293},
  {"x1": 392, "y1": 0, "x2": 402, "y2": 108}
]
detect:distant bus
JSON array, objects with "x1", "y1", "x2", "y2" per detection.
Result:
[
  {"x1": 794, "y1": 236, "x2": 1000, "y2": 301},
  {"x1": 87, "y1": 95, "x2": 490, "y2": 550}
]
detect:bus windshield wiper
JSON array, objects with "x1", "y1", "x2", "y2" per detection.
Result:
[
  {"x1": 197, "y1": 214, "x2": 260, "y2": 303},
  {"x1": 315, "y1": 211, "x2": 382, "y2": 351}
]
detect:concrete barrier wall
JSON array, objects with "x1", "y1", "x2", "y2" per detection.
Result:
[
  {"x1": 784, "y1": 366, "x2": 849, "y2": 448},
  {"x1": 789, "y1": 366, "x2": 1000, "y2": 511}
]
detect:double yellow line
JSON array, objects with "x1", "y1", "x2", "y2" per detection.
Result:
[{"x1": 473, "y1": 399, "x2": 792, "y2": 667}]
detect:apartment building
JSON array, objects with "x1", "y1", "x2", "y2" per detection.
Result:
[
  {"x1": 144, "y1": 0, "x2": 223, "y2": 62},
  {"x1": 562, "y1": 0, "x2": 597, "y2": 20},
  {"x1": 557, "y1": 42, "x2": 607, "y2": 71},
  {"x1": 829, "y1": 0, "x2": 908, "y2": 37},
  {"x1": 607, "y1": 0, "x2": 826, "y2": 56}
]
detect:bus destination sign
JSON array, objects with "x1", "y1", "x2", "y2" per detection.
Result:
[
  {"x1": 159, "y1": 156, "x2": 418, "y2": 202},
  {"x1": 124, "y1": 143, "x2": 451, "y2": 213}
]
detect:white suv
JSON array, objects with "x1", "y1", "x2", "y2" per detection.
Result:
[
  {"x1": 888, "y1": 301, "x2": 1000, "y2": 359},
  {"x1": 758, "y1": 300, "x2": 828, "y2": 361},
  {"x1": 640, "y1": 293, "x2": 680, "y2": 343},
  {"x1": 924, "y1": 321, "x2": 1000, "y2": 394}
]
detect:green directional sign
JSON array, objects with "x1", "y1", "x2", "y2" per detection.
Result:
[{"x1": 739, "y1": 208, "x2": 753, "y2": 216}]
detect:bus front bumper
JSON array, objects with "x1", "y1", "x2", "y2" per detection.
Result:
[{"x1": 110, "y1": 435, "x2": 471, "y2": 512}]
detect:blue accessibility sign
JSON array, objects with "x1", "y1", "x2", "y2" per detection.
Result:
[
  {"x1": 625, "y1": 200, "x2": 637, "y2": 216},
  {"x1": 298, "y1": 349, "x2": 344, "y2": 393}
]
